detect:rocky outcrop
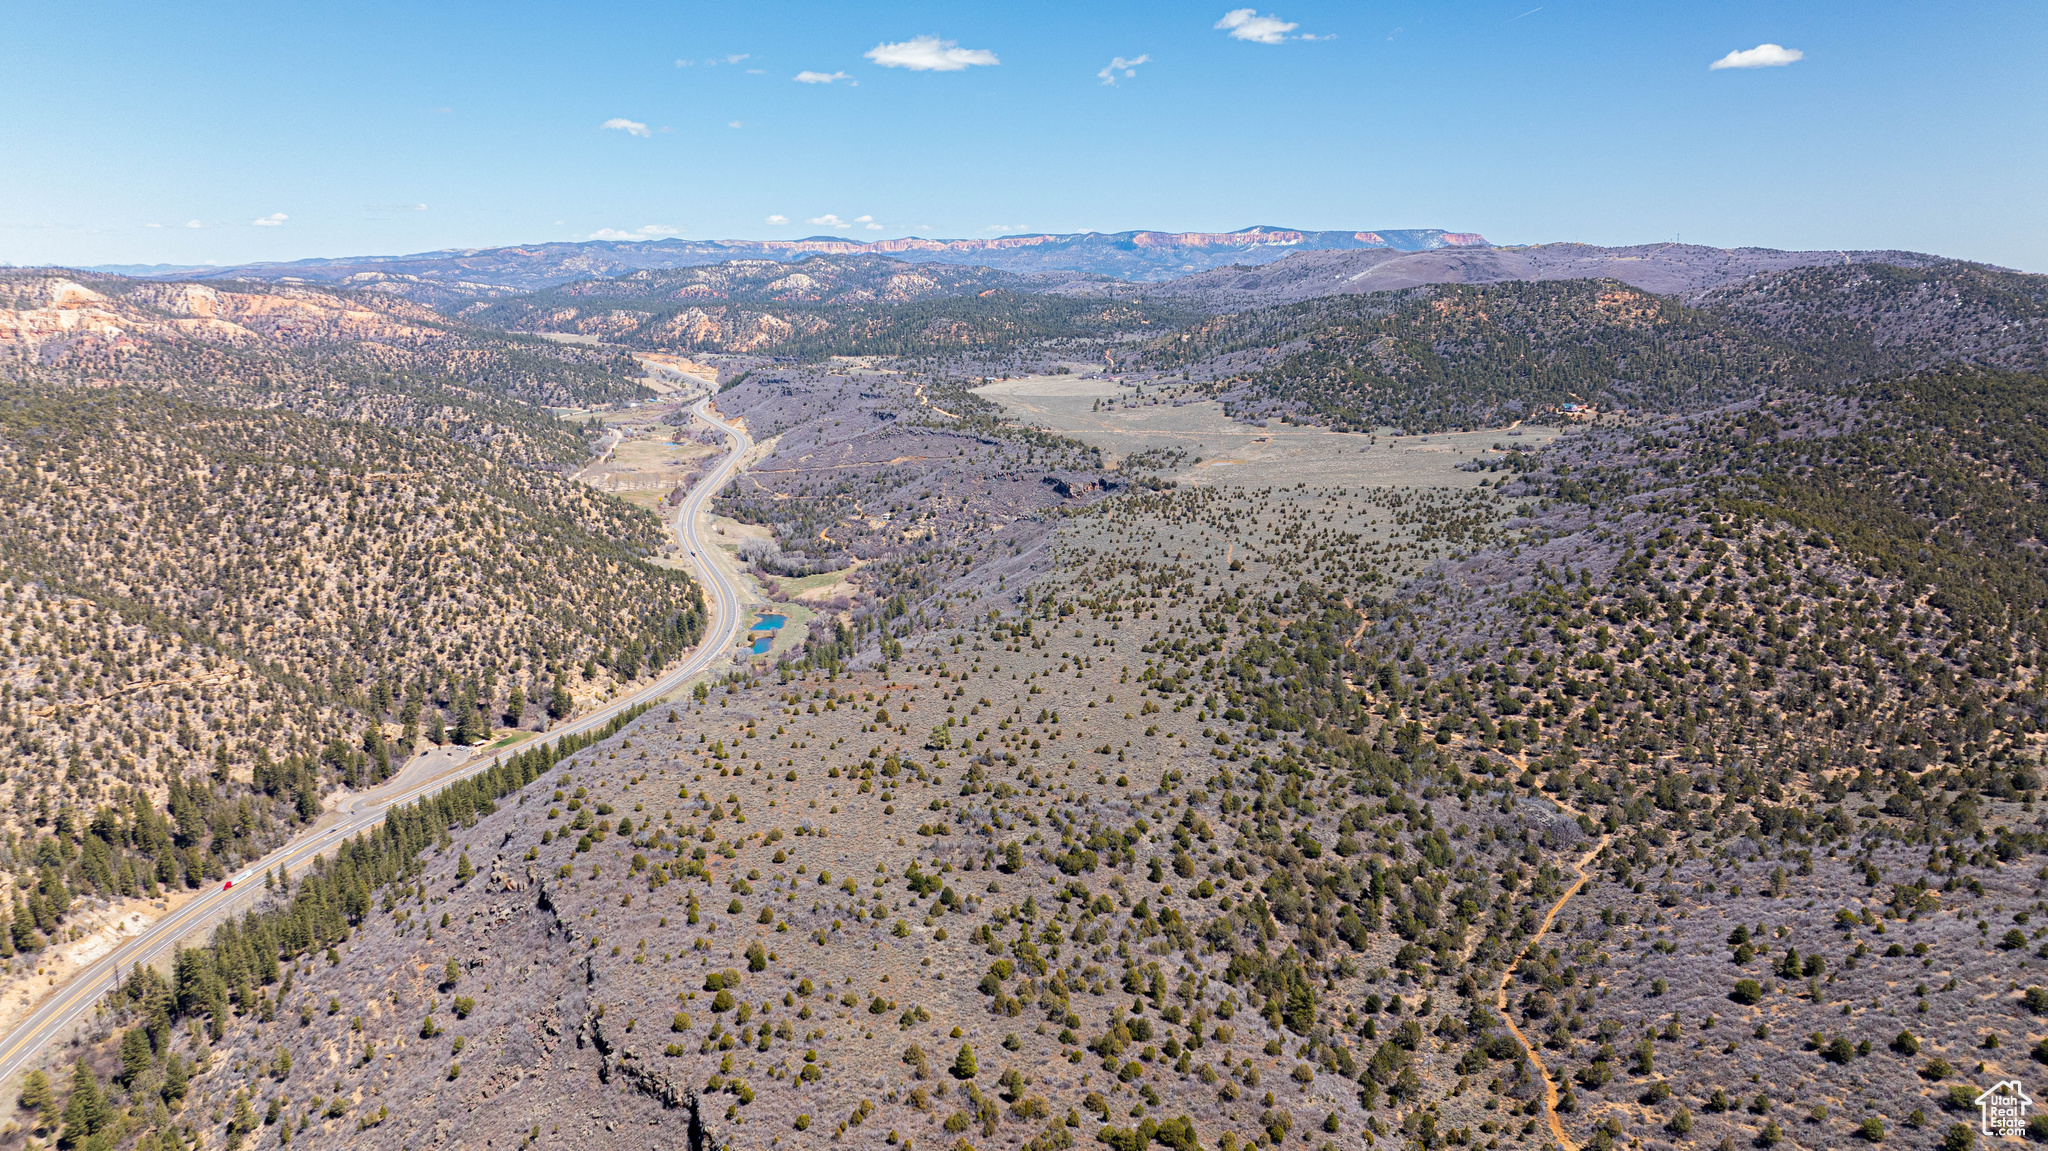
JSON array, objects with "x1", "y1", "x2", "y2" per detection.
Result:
[{"x1": 0, "y1": 271, "x2": 448, "y2": 360}]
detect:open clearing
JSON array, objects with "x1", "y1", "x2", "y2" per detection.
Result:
[
  {"x1": 567, "y1": 401, "x2": 719, "y2": 509},
  {"x1": 973, "y1": 373, "x2": 1562, "y2": 491}
]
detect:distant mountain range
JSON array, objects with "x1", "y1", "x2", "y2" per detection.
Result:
[
  {"x1": 82, "y1": 226, "x2": 1490, "y2": 302},
  {"x1": 1105, "y1": 241, "x2": 1956, "y2": 309}
]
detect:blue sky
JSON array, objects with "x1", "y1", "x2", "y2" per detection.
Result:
[{"x1": 3, "y1": 0, "x2": 2044, "y2": 270}]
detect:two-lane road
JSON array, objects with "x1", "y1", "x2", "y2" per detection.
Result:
[{"x1": 0, "y1": 396, "x2": 754, "y2": 1091}]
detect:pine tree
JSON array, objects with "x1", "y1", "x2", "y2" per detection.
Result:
[
  {"x1": 119, "y1": 1026, "x2": 152, "y2": 1086},
  {"x1": 457, "y1": 702, "x2": 487, "y2": 745},
  {"x1": 12, "y1": 902, "x2": 41, "y2": 954},
  {"x1": 952, "y1": 1043, "x2": 978, "y2": 1079},
  {"x1": 162, "y1": 1052, "x2": 188, "y2": 1103},
  {"x1": 61, "y1": 1058, "x2": 105, "y2": 1140},
  {"x1": 18, "y1": 1068, "x2": 51, "y2": 1116}
]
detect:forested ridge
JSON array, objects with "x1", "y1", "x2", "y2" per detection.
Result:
[{"x1": 0, "y1": 383, "x2": 705, "y2": 948}]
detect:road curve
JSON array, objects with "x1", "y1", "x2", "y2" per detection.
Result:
[{"x1": 0, "y1": 396, "x2": 754, "y2": 1091}]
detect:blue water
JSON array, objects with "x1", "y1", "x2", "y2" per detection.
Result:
[{"x1": 745, "y1": 614, "x2": 785, "y2": 654}]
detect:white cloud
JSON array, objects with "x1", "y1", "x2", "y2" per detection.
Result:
[
  {"x1": 1215, "y1": 9, "x2": 1298, "y2": 44},
  {"x1": 865, "y1": 36, "x2": 999, "y2": 71},
  {"x1": 854, "y1": 214, "x2": 884, "y2": 231},
  {"x1": 674, "y1": 59, "x2": 692, "y2": 67},
  {"x1": 980, "y1": 223, "x2": 1027, "y2": 234},
  {"x1": 368, "y1": 203, "x2": 429, "y2": 212},
  {"x1": 184, "y1": 220, "x2": 202, "y2": 229},
  {"x1": 1097, "y1": 54, "x2": 1150, "y2": 85},
  {"x1": 728, "y1": 120, "x2": 743, "y2": 128},
  {"x1": 251, "y1": 212, "x2": 288, "y2": 227},
  {"x1": 725, "y1": 54, "x2": 750, "y2": 64},
  {"x1": 765, "y1": 214, "x2": 790, "y2": 225},
  {"x1": 795, "y1": 70, "x2": 852, "y2": 84},
  {"x1": 145, "y1": 222, "x2": 162, "y2": 228},
  {"x1": 809, "y1": 214, "x2": 853, "y2": 228},
  {"x1": 601, "y1": 117, "x2": 652, "y2": 137},
  {"x1": 1709, "y1": 43, "x2": 1804, "y2": 69},
  {"x1": 588, "y1": 225, "x2": 677, "y2": 240}
]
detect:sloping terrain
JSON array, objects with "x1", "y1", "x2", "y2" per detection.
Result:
[
  {"x1": 705, "y1": 362, "x2": 1112, "y2": 608},
  {"x1": 0, "y1": 271, "x2": 650, "y2": 458},
  {"x1": 1119, "y1": 262, "x2": 2048, "y2": 432},
  {"x1": 58, "y1": 364, "x2": 2048, "y2": 1151},
  {"x1": 467, "y1": 283, "x2": 1185, "y2": 359},
  {"x1": 103, "y1": 226, "x2": 1489, "y2": 301},
  {"x1": 473, "y1": 255, "x2": 1038, "y2": 311},
  {"x1": 457, "y1": 255, "x2": 1078, "y2": 352},
  {"x1": 0, "y1": 380, "x2": 705, "y2": 967},
  {"x1": 11, "y1": 226, "x2": 2048, "y2": 1151},
  {"x1": 1696, "y1": 259, "x2": 2048, "y2": 376},
  {"x1": 1116, "y1": 243, "x2": 1953, "y2": 312}
]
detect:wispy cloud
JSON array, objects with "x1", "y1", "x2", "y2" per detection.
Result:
[
  {"x1": 1215, "y1": 9, "x2": 1299, "y2": 44},
  {"x1": 795, "y1": 70, "x2": 852, "y2": 84},
  {"x1": 368, "y1": 203, "x2": 429, "y2": 212},
  {"x1": 865, "y1": 36, "x2": 999, "y2": 72},
  {"x1": 1709, "y1": 43, "x2": 1804, "y2": 69},
  {"x1": 809, "y1": 214, "x2": 853, "y2": 229},
  {"x1": 980, "y1": 223, "x2": 1028, "y2": 234},
  {"x1": 765, "y1": 214, "x2": 790, "y2": 225},
  {"x1": 184, "y1": 219, "x2": 202, "y2": 229},
  {"x1": 589, "y1": 224, "x2": 679, "y2": 241},
  {"x1": 1097, "y1": 54, "x2": 1151, "y2": 85},
  {"x1": 251, "y1": 212, "x2": 288, "y2": 227},
  {"x1": 601, "y1": 117, "x2": 652, "y2": 137},
  {"x1": 724, "y1": 54, "x2": 750, "y2": 65},
  {"x1": 855, "y1": 214, "x2": 883, "y2": 231},
  {"x1": 728, "y1": 121, "x2": 744, "y2": 128}
]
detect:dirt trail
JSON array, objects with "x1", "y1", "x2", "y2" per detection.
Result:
[{"x1": 1492, "y1": 827, "x2": 1612, "y2": 1151}]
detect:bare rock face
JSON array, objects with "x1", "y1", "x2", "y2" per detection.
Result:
[{"x1": 0, "y1": 272, "x2": 446, "y2": 359}]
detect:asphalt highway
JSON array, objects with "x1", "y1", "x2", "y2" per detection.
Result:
[{"x1": 0, "y1": 396, "x2": 754, "y2": 1090}]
